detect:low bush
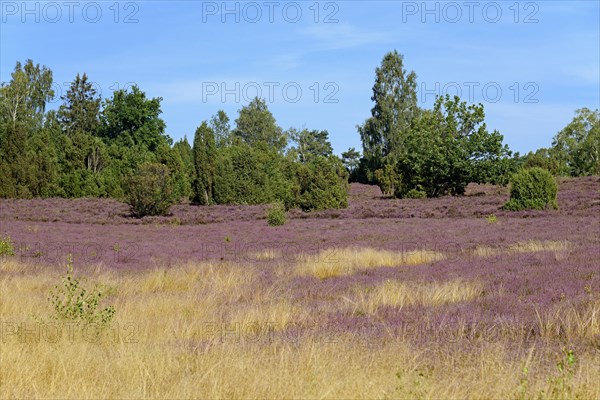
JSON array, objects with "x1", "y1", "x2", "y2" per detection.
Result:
[
  {"x1": 267, "y1": 202, "x2": 286, "y2": 226},
  {"x1": 405, "y1": 188, "x2": 427, "y2": 199},
  {"x1": 0, "y1": 234, "x2": 15, "y2": 257},
  {"x1": 48, "y1": 255, "x2": 115, "y2": 327},
  {"x1": 503, "y1": 167, "x2": 558, "y2": 211}
]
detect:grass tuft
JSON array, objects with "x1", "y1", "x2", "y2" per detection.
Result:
[
  {"x1": 297, "y1": 247, "x2": 444, "y2": 279},
  {"x1": 348, "y1": 279, "x2": 485, "y2": 315},
  {"x1": 471, "y1": 240, "x2": 571, "y2": 259}
]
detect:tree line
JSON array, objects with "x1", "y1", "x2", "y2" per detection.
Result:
[
  {"x1": 0, "y1": 54, "x2": 597, "y2": 214},
  {"x1": 0, "y1": 60, "x2": 348, "y2": 212}
]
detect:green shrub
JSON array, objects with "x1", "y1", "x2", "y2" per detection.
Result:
[
  {"x1": 213, "y1": 144, "x2": 293, "y2": 206},
  {"x1": 374, "y1": 164, "x2": 401, "y2": 196},
  {"x1": 503, "y1": 167, "x2": 558, "y2": 211},
  {"x1": 295, "y1": 156, "x2": 349, "y2": 212},
  {"x1": 405, "y1": 188, "x2": 427, "y2": 199},
  {"x1": 267, "y1": 202, "x2": 287, "y2": 226},
  {"x1": 48, "y1": 255, "x2": 115, "y2": 327},
  {"x1": 0, "y1": 234, "x2": 15, "y2": 257},
  {"x1": 125, "y1": 162, "x2": 174, "y2": 217}
]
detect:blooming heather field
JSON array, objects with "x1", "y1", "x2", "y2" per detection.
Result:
[{"x1": 1, "y1": 177, "x2": 599, "y2": 398}]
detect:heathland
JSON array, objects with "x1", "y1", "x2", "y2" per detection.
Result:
[{"x1": 1, "y1": 177, "x2": 598, "y2": 398}]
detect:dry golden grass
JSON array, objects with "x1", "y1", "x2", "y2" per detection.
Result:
[
  {"x1": 347, "y1": 279, "x2": 484, "y2": 315},
  {"x1": 534, "y1": 300, "x2": 600, "y2": 340},
  {"x1": 471, "y1": 240, "x2": 571, "y2": 260},
  {"x1": 247, "y1": 248, "x2": 281, "y2": 262},
  {"x1": 130, "y1": 261, "x2": 251, "y2": 296},
  {"x1": 1, "y1": 257, "x2": 600, "y2": 399},
  {"x1": 0, "y1": 258, "x2": 35, "y2": 273},
  {"x1": 297, "y1": 247, "x2": 445, "y2": 279},
  {"x1": 229, "y1": 299, "x2": 306, "y2": 334},
  {"x1": 296, "y1": 241, "x2": 571, "y2": 280}
]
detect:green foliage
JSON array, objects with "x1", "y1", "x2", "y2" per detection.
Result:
[
  {"x1": 233, "y1": 97, "x2": 287, "y2": 153},
  {"x1": 0, "y1": 234, "x2": 15, "y2": 257},
  {"x1": 125, "y1": 162, "x2": 174, "y2": 217},
  {"x1": 550, "y1": 108, "x2": 599, "y2": 176},
  {"x1": 545, "y1": 350, "x2": 578, "y2": 398},
  {"x1": 556, "y1": 349, "x2": 576, "y2": 373},
  {"x1": 100, "y1": 86, "x2": 170, "y2": 152},
  {"x1": 0, "y1": 59, "x2": 54, "y2": 128},
  {"x1": 294, "y1": 156, "x2": 349, "y2": 212},
  {"x1": 0, "y1": 59, "x2": 54, "y2": 198},
  {"x1": 289, "y1": 128, "x2": 333, "y2": 163},
  {"x1": 26, "y1": 127, "x2": 62, "y2": 197},
  {"x1": 405, "y1": 188, "x2": 427, "y2": 199},
  {"x1": 173, "y1": 137, "x2": 195, "y2": 200},
  {"x1": 341, "y1": 147, "x2": 361, "y2": 180},
  {"x1": 267, "y1": 202, "x2": 287, "y2": 226},
  {"x1": 193, "y1": 121, "x2": 217, "y2": 205},
  {"x1": 48, "y1": 255, "x2": 115, "y2": 327},
  {"x1": 157, "y1": 143, "x2": 191, "y2": 201},
  {"x1": 395, "y1": 95, "x2": 512, "y2": 197},
  {"x1": 374, "y1": 163, "x2": 401, "y2": 196},
  {"x1": 358, "y1": 50, "x2": 418, "y2": 179},
  {"x1": 0, "y1": 61, "x2": 351, "y2": 212},
  {"x1": 57, "y1": 72, "x2": 101, "y2": 136},
  {"x1": 210, "y1": 110, "x2": 231, "y2": 147},
  {"x1": 486, "y1": 214, "x2": 497, "y2": 224},
  {"x1": 0, "y1": 115, "x2": 34, "y2": 198},
  {"x1": 357, "y1": 52, "x2": 515, "y2": 195},
  {"x1": 522, "y1": 148, "x2": 561, "y2": 175},
  {"x1": 213, "y1": 143, "x2": 292, "y2": 206},
  {"x1": 0, "y1": 161, "x2": 16, "y2": 198},
  {"x1": 503, "y1": 167, "x2": 558, "y2": 211}
]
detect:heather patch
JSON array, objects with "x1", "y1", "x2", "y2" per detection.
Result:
[
  {"x1": 2, "y1": 178, "x2": 598, "y2": 227},
  {"x1": 248, "y1": 248, "x2": 282, "y2": 262}
]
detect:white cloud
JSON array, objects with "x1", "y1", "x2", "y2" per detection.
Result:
[{"x1": 300, "y1": 23, "x2": 391, "y2": 50}]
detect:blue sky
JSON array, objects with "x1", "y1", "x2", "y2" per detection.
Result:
[{"x1": 1, "y1": 1, "x2": 598, "y2": 155}]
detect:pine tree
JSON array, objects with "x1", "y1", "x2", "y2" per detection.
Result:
[{"x1": 58, "y1": 73, "x2": 101, "y2": 136}]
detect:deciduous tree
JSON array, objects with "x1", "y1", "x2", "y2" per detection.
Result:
[
  {"x1": 100, "y1": 86, "x2": 169, "y2": 152},
  {"x1": 233, "y1": 98, "x2": 287, "y2": 153},
  {"x1": 358, "y1": 50, "x2": 418, "y2": 177},
  {"x1": 550, "y1": 108, "x2": 599, "y2": 176}
]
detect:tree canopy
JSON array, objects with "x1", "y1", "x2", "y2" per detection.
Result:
[
  {"x1": 357, "y1": 51, "x2": 517, "y2": 197},
  {"x1": 233, "y1": 97, "x2": 287, "y2": 153},
  {"x1": 0, "y1": 56, "x2": 595, "y2": 213}
]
